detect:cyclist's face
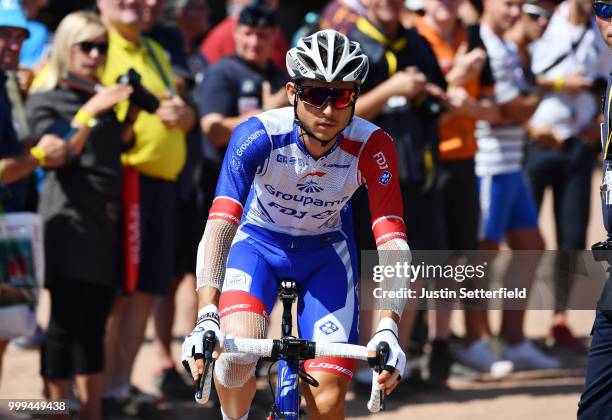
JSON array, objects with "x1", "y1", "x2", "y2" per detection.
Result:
[{"x1": 288, "y1": 79, "x2": 356, "y2": 145}]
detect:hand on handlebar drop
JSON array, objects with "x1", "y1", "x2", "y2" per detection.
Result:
[
  {"x1": 366, "y1": 317, "x2": 406, "y2": 396},
  {"x1": 181, "y1": 304, "x2": 224, "y2": 382}
]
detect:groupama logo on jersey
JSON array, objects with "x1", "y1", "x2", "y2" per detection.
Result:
[{"x1": 297, "y1": 181, "x2": 324, "y2": 193}]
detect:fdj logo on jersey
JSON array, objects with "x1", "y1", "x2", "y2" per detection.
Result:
[{"x1": 297, "y1": 181, "x2": 324, "y2": 193}]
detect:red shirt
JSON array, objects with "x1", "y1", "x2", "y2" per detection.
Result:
[{"x1": 199, "y1": 16, "x2": 289, "y2": 71}]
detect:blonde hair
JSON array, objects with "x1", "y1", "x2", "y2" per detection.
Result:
[{"x1": 32, "y1": 11, "x2": 107, "y2": 92}]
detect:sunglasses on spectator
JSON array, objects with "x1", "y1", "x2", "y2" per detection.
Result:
[
  {"x1": 593, "y1": 1, "x2": 612, "y2": 19},
  {"x1": 297, "y1": 85, "x2": 358, "y2": 109},
  {"x1": 77, "y1": 41, "x2": 109, "y2": 55},
  {"x1": 522, "y1": 4, "x2": 553, "y2": 20}
]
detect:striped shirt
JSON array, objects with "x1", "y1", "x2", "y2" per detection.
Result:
[{"x1": 475, "y1": 24, "x2": 528, "y2": 177}]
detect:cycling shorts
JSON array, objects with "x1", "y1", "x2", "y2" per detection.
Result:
[{"x1": 219, "y1": 223, "x2": 359, "y2": 380}]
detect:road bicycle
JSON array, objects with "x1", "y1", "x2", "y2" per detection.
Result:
[{"x1": 196, "y1": 281, "x2": 390, "y2": 419}]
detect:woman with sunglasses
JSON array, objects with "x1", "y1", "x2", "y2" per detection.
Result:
[
  {"x1": 25, "y1": 11, "x2": 137, "y2": 420},
  {"x1": 182, "y1": 29, "x2": 410, "y2": 420}
]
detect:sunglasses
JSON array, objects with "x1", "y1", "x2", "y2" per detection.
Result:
[
  {"x1": 594, "y1": 2, "x2": 612, "y2": 19},
  {"x1": 78, "y1": 41, "x2": 109, "y2": 55},
  {"x1": 522, "y1": 4, "x2": 553, "y2": 20},
  {"x1": 297, "y1": 85, "x2": 358, "y2": 109}
]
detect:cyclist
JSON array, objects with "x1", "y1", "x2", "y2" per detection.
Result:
[{"x1": 182, "y1": 29, "x2": 410, "y2": 420}]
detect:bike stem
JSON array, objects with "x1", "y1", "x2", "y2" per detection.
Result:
[{"x1": 280, "y1": 280, "x2": 297, "y2": 338}]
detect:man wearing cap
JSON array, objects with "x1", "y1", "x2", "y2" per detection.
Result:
[
  {"x1": 0, "y1": 0, "x2": 66, "y2": 202},
  {"x1": 199, "y1": 0, "x2": 289, "y2": 70},
  {"x1": 197, "y1": 1, "x2": 288, "y2": 151},
  {"x1": 0, "y1": 0, "x2": 66, "y2": 379},
  {"x1": 578, "y1": 2, "x2": 612, "y2": 418}
]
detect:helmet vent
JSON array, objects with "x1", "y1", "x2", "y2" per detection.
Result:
[
  {"x1": 340, "y1": 58, "x2": 361, "y2": 77},
  {"x1": 297, "y1": 52, "x2": 318, "y2": 72}
]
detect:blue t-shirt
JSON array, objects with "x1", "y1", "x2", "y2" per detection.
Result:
[{"x1": 0, "y1": 72, "x2": 27, "y2": 212}]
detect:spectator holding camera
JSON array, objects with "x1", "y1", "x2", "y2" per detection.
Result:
[
  {"x1": 415, "y1": 0, "x2": 500, "y2": 385},
  {"x1": 348, "y1": 0, "x2": 446, "y2": 383},
  {"x1": 95, "y1": 0, "x2": 196, "y2": 413},
  {"x1": 351, "y1": 0, "x2": 447, "y2": 252},
  {"x1": 25, "y1": 11, "x2": 137, "y2": 419}
]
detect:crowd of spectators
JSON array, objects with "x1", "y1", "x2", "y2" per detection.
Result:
[{"x1": 1, "y1": 0, "x2": 610, "y2": 418}]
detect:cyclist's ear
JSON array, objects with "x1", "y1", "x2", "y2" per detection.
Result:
[{"x1": 286, "y1": 82, "x2": 296, "y2": 105}]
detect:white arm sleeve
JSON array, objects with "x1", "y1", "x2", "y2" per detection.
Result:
[
  {"x1": 376, "y1": 238, "x2": 411, "y2": 317},
  {"x1": 195, "y1": 218, "x2": 238, "y2": 291}
]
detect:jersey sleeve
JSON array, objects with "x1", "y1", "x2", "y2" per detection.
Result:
[
  {"x1": 209, "y1": 117, "x2": 271, "y2": 225},
  {"x1": 358, "y1": 129, "x2": 407, "y2": 246}
]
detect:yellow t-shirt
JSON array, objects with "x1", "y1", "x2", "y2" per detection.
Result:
[{"x1": 99, "y1": 30, "x2": 185, "y2": 181}]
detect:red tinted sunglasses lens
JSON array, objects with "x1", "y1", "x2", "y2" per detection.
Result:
[{"x1": 300, "y1": 87, "x2": 355, "y2": 109}]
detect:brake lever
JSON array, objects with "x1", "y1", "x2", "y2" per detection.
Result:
[
  {"x1": 196, "y1": 330, "x2": 216, "y2": 400},
  {"x1": 376, "y1": 341, "x2": 390, "y2": 411}
]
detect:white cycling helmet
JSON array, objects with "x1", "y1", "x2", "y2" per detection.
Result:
[{"x1": 286, "y1": 29, "x2": 369, "y2": 85}]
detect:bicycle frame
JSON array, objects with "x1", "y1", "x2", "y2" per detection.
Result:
[{"x1": 271, "y1": 281, "x2": 301, "y2": 420}]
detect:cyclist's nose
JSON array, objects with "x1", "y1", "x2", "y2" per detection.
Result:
[{"x1": 321, "y1": 98, "x2": 335, "y2": 116}]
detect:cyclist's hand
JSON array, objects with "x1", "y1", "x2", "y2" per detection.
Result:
[
  {"x1": 366, "y1": 317, "x2": 406, "y2": 396},
  {"x1": 181, "y1": 304, "x2": 223, "y2": 382}
]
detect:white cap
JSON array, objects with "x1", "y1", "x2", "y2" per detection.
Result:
[{"x1": 405, "y1": 0, "x2": 423, "y2": 11}]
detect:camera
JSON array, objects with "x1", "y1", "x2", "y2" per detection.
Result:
[
  {"x1": 116, "y1": 68, "x2": 160, "y2": 114},
  {"x1": 592, "y1": 239, "x2": 612, "y2": 263},
  {"x1": 413, "y1": 94, "x2": 448, "y2": 119},
  {"x1": 591, "y1": 76, "x2": 608, "y2": 95}
]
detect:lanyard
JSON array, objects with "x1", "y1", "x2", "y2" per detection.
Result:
[
  {"x1": 356, "y1": 17, "x2": 407, "y2": 76},
  {"x1": 605, "y1": 86, "x2": 612, "y2": 159}
]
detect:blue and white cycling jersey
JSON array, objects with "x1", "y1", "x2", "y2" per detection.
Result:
[
  {"x1": 210, "y1": 107, "x2": 406, "y2": 244},
  {"x1": 214, "y1": 107, "x2": 407, "y2": 379}
]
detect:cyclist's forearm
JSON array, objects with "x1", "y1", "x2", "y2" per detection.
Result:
[
  {"x1": 195, "y1": 218, "x2": 238, "y2": 293},
  {"x1": 376, "y1": 238, "x2": 411, "y2": 319}
]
